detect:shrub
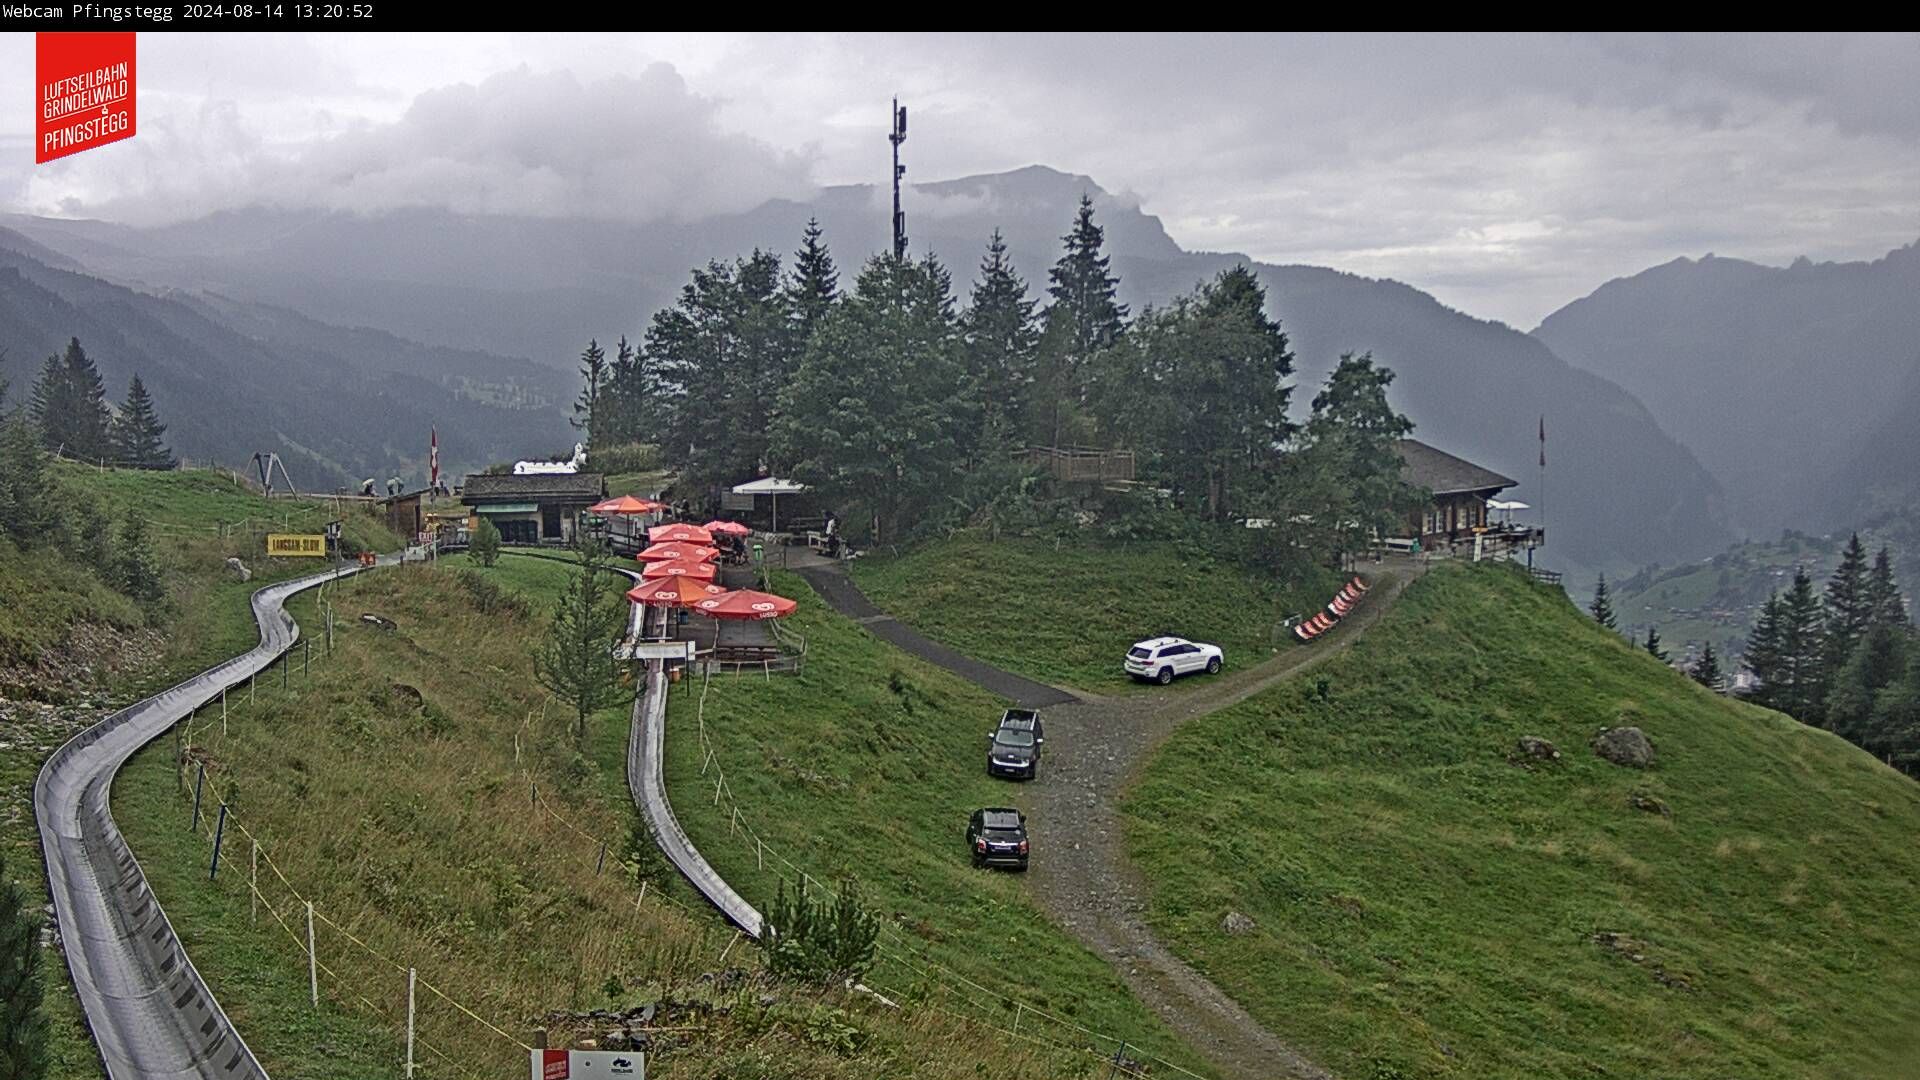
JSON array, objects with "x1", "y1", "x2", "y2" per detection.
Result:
[
  {"x1": 469, "y1": 517, "x2": 502, "y2": 567},
  {"x1": 759, "y1": 877, "x2": 878, "y2": 986}
]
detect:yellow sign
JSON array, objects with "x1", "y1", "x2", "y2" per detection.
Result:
[{"x1": 266, "y1": 533, "x2": 328, "y2": 558}]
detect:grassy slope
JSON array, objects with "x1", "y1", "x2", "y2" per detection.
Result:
[
  {"x1": 852, "y1": 535, "x2": 1338, "y2": 693},
  {"x1": 647, "y1": 569, "x2": 1215, "y2": 1078},
  {"x1": 114, "y1": 560, "x2": 1102, "y2": 1079},
  {"x1": 0, "y1": 466, "x2": 402, "y2": 1079},
  {"x1": 1128, "y1": 562, "x2": 1920, "y2": 1080}
]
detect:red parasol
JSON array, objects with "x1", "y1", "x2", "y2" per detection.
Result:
[
  {"x1": 639, "y1": 558, "x2": 718, "y2": 582},
  {"x1": 625, "y1": 577, "x2": 727, "y2": 606},
  {"x1": 702, "y1": 520, "x2": 752, "y2": 536},
  {"x1": 691, "y1": 588, "x2": 797, "y2": 620},
  {"x1": 591, "y1": 495, "x2": 664, "y2": 515},
  {"x1": 635, "y1": 542, "x2": 719, "y2": 563},
  {"x1": 648, "y1": 523, "x2": 715, "y2": 545}
]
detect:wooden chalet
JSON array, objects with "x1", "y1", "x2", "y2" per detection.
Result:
[{"x1": 1394, "y1": 439, "x2": 1544, "y2": 557}]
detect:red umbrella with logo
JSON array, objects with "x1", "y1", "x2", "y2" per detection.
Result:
[
  {"x1": 703, "y1": 520, "x2": 752, "y2": 536},
  {"x1": 592, "y1": 494, "x2": 665, "y2": 515},
  {"x1": 649, "y1": 523, "x2": 715, "y2": 545},
  {"x1": 639, "y1": 558, "x2": 718, "y2": 582},
  {"x1": 635, "y1": 542, "x2": 719, "y2": 563},
  {"x1": 691, "y1": 588, "x2": 797, "y2": 620},
  {"x1": 625, "y1": 577, "x2": 726, "y2": 606}
]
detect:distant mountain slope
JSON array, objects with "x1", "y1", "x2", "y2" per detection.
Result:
[
  {"x1": 0, "y1": 229, "x2": 573, "y2": 490},
  {"x1": 3, "y1": 167, "x2": 1732, "y2": 572},
  {"x1": 1534, "y1": 242, "x2": 1920, "y2": 535}
]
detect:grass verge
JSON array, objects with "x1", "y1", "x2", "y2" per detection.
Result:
[
  {"x1": 1127, "y1": 561, "x2": 1920, "y2": 1079},
  {"x1": 635, "y1": 568, "x2": 1218, "y2": 1078},
  {"x1": 850, "y1": 534, "x2": 1339, "y2": 693}
]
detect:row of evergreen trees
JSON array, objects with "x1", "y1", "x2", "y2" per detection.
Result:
[
  {"x1": 1593, "y1": 539, "x2": 1919, "y2": 775},
  {"x1": 577, "y1": 200, "x2": 1420, "y2": 558},
  {"x1": 27, "y1": 338, "x2": 173, "y2": 468},
  {"x1": 1741, "y1": 536, "x2": 1916, "y2": 772}
]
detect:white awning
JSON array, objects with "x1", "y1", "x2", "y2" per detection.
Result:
[
  {"x1": 1487, "y1": 499, "x2": 1530, "y2": 511},
  {"x1": 731, "y1": 477, "x2": 808, "y2": 495}
]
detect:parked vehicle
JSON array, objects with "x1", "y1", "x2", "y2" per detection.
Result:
[
  {"x1": 966, "y1": 807, "x2": 1029, "y2": 870},
  {"x1": 986, "y1": 713, "x2": 1042, "y2": 779},
  {"x1": 998, "y1": 707, "x2": 1043, "y2": 742},
  {"x1": 1123, "y1": 636, "x2": 1224, "y2": 684}
]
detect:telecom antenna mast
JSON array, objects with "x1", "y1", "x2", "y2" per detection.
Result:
[{"x1": 889, "y1": 98, "x2": 908, "y2": 260}]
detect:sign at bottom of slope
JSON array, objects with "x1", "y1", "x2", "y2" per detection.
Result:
[{"x1": 532, "y1": 1049, "x2": 644, "y2": 1078}]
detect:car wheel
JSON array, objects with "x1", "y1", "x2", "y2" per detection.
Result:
[
  {"x1": 1206, "y1": 656, "x2": 1222, "y2": 674},
  {"x1": 1157, "y1": 666, "x2": 1174, "y2": 685}
]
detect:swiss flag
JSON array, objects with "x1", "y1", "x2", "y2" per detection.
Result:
[{"x1": 37, "y1": 33, "x2": 137, "y2": 164}]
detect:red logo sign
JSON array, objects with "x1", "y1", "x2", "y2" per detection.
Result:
[
  {"x1": 37, "y1": 32, "x2": 136, "y2": 164},
  {"x1": 541, "y1": 1049, "x2": 570, "y2": 1080}
]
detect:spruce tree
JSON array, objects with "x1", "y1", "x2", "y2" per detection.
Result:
[
  {"x1": 533, "y1": 537, "x2": 632, "y2": 745},
  {"x1": 1644, "y1": 625, "x2": 1669, "y2": 663},
  {"x1": 30, "y1": 338, "x2": 112, "y2": 461},
  {"x1": 0, "y1": 412, "x2": 58, "y2": 547},
  {"x1": 1589, "y1": 574, "x2": 1617, "y2": 630},
  {"x1": 111, "y1": 374, "x2": 173, "y2": 468},
  {"x1": 1775, "y1": 567, "x2": 1827, "y2": 722},
  {"x1": 0, "y1": 852, "x2": 50, "y2": 1080},
  {"x1": 786, "y1": 217, "x2": 840, "y2": 343},
  {"x1": 573, "y1": 339, "x2": 607, "y2": 445},
  {"x1": 1823, "y1": 533, "x2": 1871, "y2": 674},
  {"x1": 1866, "y1": 546, "x2": 1907, "y2": 628},
  {"x1": 1036, "y1": 194, "x2": 1127, "y2": 444},
  {"x1": 961, "y1": 229, "x2": 1040, "y2": 455},
  {"x1": 116, "y1": 511, "x2": 163, "y2": 604},
  {"x1": 1745, "y1": 592, "x2": 1785, "y2": 707},
  {"x1": 1691, "y1": 642, "x2": 1723, "y2": 691}
]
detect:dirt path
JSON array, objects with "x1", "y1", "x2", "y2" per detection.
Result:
[{"x1": 804, "y1": 555, "x2": 1422, "y2": 1080}]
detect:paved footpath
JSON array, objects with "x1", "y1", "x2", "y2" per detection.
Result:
[{"x1": 796, "y1": 553, "x2": 1424, "y2": 1080}]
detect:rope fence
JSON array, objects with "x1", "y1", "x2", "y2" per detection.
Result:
[
  {"x1": 673, "y1": 666, "x2": 1207, "y2": 1080},
  {"x1": 158, "y1": 557, "x2": 1201, "y2": 1079}
]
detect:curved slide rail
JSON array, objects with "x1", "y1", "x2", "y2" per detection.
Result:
[
  {"x1": 627, "y1": 661, "x2": 765, "y2": 938},
  {"x1": 495, "y1": 548, "x2": 763, "y2": 936},
  {"x1": 34, "y1": 558, "x2": 385, "y2": 1080}
]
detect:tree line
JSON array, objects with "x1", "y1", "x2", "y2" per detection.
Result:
[
  {"x1": 574, "y1": 200, "x2": 1422, "y2": 567},
  {"x1": 1592, "y1": 538, "x2": 1918, "y2": 776},
  {"x1": 1, "y1": 337, "x2": 167, "y2": 606},
  {"x1": 26, "y1": 337, "x2": 174, "y2": 469}
]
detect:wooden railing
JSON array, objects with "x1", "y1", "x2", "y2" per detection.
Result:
[{"x1": 1019, "y1": 445, "x2": 1137, "y2": 483}]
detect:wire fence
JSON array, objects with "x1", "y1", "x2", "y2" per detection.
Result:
[
  {"x1": 167, "y1": 614, "x2": 740, "y2": 1079},
  {"x1": 668, "y1": 666, "x2": 1208, "y2": 1080},
  {"x1": 160, "y1": 560, "x2": 1206, "y2": 1079}
]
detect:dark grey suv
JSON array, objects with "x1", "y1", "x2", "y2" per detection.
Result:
[{"x1": 966, "y1": 807, "x2": 1029, "y2": 870}]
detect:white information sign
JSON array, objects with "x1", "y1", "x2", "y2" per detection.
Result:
[{"x1": 530, "y1": 1049, "x2": 644, "y2": 1078}]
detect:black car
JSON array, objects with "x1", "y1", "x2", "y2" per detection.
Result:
[
  {"x1": 966, "y1": 807, "x2": 1029, "y2": 870},
  {"x1": 986, "y1": 723, "x2": 1042, "y2": 780},
  {"x1": 999, "y1": 707, "x2": 1043, "y2": 743}
]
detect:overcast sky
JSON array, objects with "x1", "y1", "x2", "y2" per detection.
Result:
[{"x1": 3, "y1": 32, "x2": 1916, "y2": 327}]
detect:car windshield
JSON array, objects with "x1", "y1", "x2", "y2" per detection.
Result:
[
  {"x1": 995, "y1": 730, "x2": 1034, "y2": 748},
  {"x1": 982, "y1": 811, "x2": 1022, "y2": 831},
  {"x1": 1127, "y1": 646, "x2": 1151, "y2": 659}
]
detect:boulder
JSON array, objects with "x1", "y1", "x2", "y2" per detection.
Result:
[
  {"x1": 224, "y1": 557, "x2": 251, "y2": 582},
  {"x1": 1221, "y1": 911, "x2": 1257, "y2": 936},
  {"x1": 1629, "y1": 791, "x2": 1672, "y2": 817},
  {"x1": 1592, "y1": 726, "x2": 1655, "y2": 769},
  {"x1": 1512, "y1": 735, "x2": 1560, "y2": 765}
]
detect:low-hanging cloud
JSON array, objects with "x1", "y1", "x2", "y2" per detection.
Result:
[{"x1": 15, "y1": 63, "x2": 819, "y2": 225}]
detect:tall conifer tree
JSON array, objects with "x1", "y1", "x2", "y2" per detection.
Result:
[{"x1": 111, "y1": 374, "x2": 173, "y2": 468}]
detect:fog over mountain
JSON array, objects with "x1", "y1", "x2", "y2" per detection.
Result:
[
  {"x1": 0, "y1": 226, "x2": 574, "y2": 490},
  {"x1": 1535, "y1": 240, "x2": 1920, "y2": 536},
  {"x1": 4, "y1": 166, "x2": 1733, "y2": 575}
]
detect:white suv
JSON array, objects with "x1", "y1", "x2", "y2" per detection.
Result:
[{"x1": 1124, "y1": 637, "x2": 1224, "y2": 684}]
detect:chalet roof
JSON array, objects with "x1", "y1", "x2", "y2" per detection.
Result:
[
  {"x1": 1395, "y1": 439, "x2": 1516, "y2": 497},
  {"x1": 461, "y1": 472, "x2": 605, "y2": 503}
]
